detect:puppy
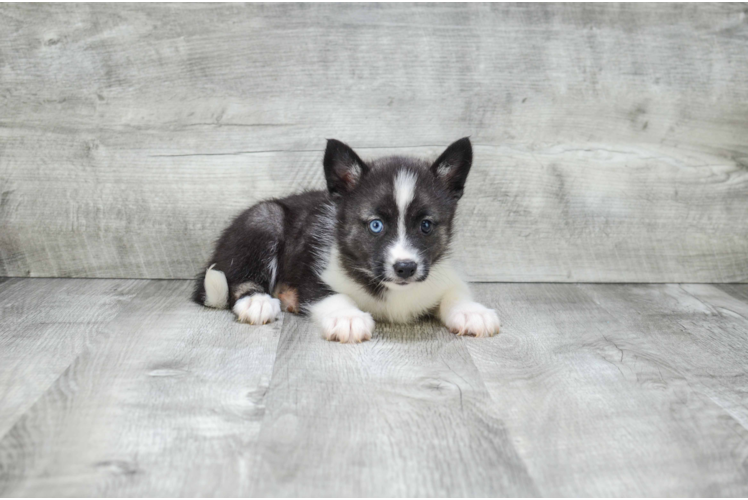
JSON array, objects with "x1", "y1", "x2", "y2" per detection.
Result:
[{"x1": 193, "y1": 138, "x2": 500, "y2": 343}]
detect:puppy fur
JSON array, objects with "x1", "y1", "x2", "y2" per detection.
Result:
[{"x1": 193, "y1": 138, "x2": 500, "y2": 343}]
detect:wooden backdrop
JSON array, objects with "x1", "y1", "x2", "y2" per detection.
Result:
[{"x1": 1, "y1": 3, "x2": 747, "y2": 282}]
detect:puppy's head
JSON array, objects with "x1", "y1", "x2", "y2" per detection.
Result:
[{"x1": 324, "y1": 138, "x2": 472, "y2": 294}]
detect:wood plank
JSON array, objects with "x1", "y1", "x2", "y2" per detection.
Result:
[
  {"x1": 0, "y1": 278, "x2": 148, "y2": 439},
  {"x1": 586, "y1": 283, "x2": 748, "y2": 437},
  {"x1": 0, "y1": 280, "x2": 283, "y2": 497},
  {"x1": 715, "y1": 284, "x2": 748, "y2": 303},
  {"x1": 1, "y1": 3, "x2": 747, "y2": 281},
  {"x1": 249, "y1": 314, "x2": 538, "y2": 497},
  {"x1": 465, "y1": 283, "x2": 748, "y2": 496}
]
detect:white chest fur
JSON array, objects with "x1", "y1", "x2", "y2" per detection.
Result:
[{"x1": 318, "y1": 247, "x2": 467, "y2": 323}]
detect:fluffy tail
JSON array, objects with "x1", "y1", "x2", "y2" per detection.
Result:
[{"x1": 203, "y1": 264, "x2": 229, "y2": 309}]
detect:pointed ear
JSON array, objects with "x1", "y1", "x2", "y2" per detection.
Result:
[
  {"x1": 323, "y1": 139, "x2": 369, "y2": 196},
  {"x1": 430, "y1": 137, "x2": 472, "y2": 200}
]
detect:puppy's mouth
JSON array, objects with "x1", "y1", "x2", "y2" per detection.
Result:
[
  {"x1": 380, "y1": 275, "x2": 428, "y2": 289},
  {"x1": 381, "y1": 280, "x2": 412, "y2": 290}
]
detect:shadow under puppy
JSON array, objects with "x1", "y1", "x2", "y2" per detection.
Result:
[{"x1": 193, "y1": 138, "x2": 500, "y2": 343}]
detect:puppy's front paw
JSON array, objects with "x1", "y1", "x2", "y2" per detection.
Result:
[
  {"x1": 233, "y1": 293, "x2": 281, "y2": 325},
  {"x1": 321, "y1": 309, "x2": 375, "y2": 344},
  {"x1": 444, "y1": 301, "x2": 500, "y2": 338}
]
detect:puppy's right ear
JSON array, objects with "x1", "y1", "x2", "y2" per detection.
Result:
[{"x1": 323, "y1": 139, "x2": 369, "y2": 196}]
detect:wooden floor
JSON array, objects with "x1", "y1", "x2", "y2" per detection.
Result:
[{"x1": 0, "y1": 278, "x2": 747, "y2": 497}]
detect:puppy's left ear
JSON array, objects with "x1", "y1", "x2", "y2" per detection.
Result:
[
  {"x1": 430, "y1": 137, "x2": 472, "y2": 200},
  {"x1": 323, "y1": 139, "x2": 369, "y2": 197}
]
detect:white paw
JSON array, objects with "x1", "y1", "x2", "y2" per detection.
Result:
[
  {"x1": 321, "y1": 308, "x2": 375, "y2": 344},
  {"x1": 444, "y1": 301, "x2": 500, "y2": 338},
  {"x1": 233, "y1": 294, "x2": 281, "y2": 325}
]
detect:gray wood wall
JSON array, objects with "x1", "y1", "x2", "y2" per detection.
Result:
[{"x1": 1, "y1": 3, "x2": 747, "y2": 282}]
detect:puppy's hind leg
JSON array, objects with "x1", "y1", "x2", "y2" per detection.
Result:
[
  {"x1": 195, "y1": 201, "x2": 283, "y2": 325},
  {"x1": 232, "y1": 281, "x2": 281, "y2": 325}
]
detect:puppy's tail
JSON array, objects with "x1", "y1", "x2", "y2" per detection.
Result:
[{"x1": 201, "y1": 264, "x2": 229, "y2": 309}]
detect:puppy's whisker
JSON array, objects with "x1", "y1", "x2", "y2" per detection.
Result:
[{"x1": 352, "y1": 266, "x2": 377, "y2": 278}]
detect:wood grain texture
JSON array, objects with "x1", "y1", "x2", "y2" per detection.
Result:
[
  {"x1": 466, "y1": 283, "x2": 748, "y2": 496},
  {"x1": 249, "y1": 314, "x2": 538, "y2": 497},
  {"x1": 0, "y1": 278, "x2": 148, "y2": 439},
  {"x1": 1, "y1": 279, "x2": 748, "y2": 495},
  {"x1": 716, "y1": 283, "x2": 748, "y2": 303},
  {"x1": 1, "y1": 3, "x2": 747, "y2": 281},
  {"x1": 586, "y1": 283, "x2": 748, "y2": 442},
  {"x1": 0, "y1": 280, "x2": 283, "y2": 497}
]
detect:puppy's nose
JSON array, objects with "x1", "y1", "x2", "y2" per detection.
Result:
[{"x1": 393, "y1": 260, "x2": 418, "y2": 279}]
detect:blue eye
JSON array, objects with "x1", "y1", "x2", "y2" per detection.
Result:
[
  {"x1": 421, "y1": 220, "x2": 433, "y2": 234},
  {"x1": 368, "y1": 219, "x2": 384, "y2": 234}
]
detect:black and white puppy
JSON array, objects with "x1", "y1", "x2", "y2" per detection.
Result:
[{"x1": 193, "y1": 138, "x2": 500, "y2": 343}]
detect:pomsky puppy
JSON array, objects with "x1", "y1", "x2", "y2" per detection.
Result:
[{"x1": 193, "y1": 138, "x2": 500, "y2": 343}]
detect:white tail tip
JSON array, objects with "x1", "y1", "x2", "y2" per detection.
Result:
[{"x1": 204, "y1": 264, "x2": 229, "y2": 309}]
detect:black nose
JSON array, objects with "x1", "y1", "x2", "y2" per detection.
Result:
[{"x1": 393, "y1": 260, "x2": 417, "y2": 279}]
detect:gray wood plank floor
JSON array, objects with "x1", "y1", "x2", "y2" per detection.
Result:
[{"x1": 1, "y1": 279, "x2": 747, "y2": 496}]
